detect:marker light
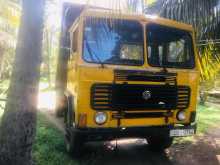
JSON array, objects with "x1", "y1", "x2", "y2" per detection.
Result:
[{"x1": 78, "y1": 113, "x2": 87, "y2": 128}]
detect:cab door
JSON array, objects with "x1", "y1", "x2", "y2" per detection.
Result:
[{"x1": 67, "y1": 26, "x2": 79, "y2": 93}]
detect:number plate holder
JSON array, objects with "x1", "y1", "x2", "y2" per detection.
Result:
[{"x1": 170, "y1": 127, "x2": 195, "y2": 137}]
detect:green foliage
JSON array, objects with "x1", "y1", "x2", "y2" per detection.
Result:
[
  {"x1": 33, "y1": 113, "x2": 79, "y2": 165},
  {"x1": 196, "y1": 104, "x2": 220, "y2": 134},
  {"x1": 147, "y1": 0, "x2": 220, "y2": 40},
  {"x1": 145, "y1": 0, "x2": 156, "y2": 5},
  {"x1": 40, "y1": 1, "x2": 60, "y2": 87},
  {"x1": 0, "y1": 0, "x2": 20, "y2": 81},
  {"x1": 126, "y1": 0, "x2": 142, "y2": 12},
  {"x1": 1, "y1": 47, "x2": 15, "y2": 80},
  {"x1": 198, "y1": 43, "x2": 220, "y2": 82},
  {"x1": 0, "y1": 0, "x2": 20, "y2": 28},
  {"x1": 174, "y1": 104, "x2": 220, "y2": 144}
]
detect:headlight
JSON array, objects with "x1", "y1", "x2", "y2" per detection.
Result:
[
  {"x1": 94, "y1": 112, "x2": 107, "y2": 125},
  {"x1": 177, "y1": 110, "x2": 186, "y2": 121}
]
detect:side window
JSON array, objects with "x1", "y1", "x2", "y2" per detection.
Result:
[
  {"x1": 147, "y1": 24, "x2": 195, "y2": 68},
  {"x1": 167, "y1": 39, "x2": 185, "y2": 62},
  {"x1": 71, "y1": 27, "x2": 79, "y2": 53}
]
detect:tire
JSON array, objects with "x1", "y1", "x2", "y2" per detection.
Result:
[
  {"x1": 65, "y1": 128, "x2": 83, "y2": 157},
  {"x1": 64, "y1": 96, "x2": 84, "y2": 157},
  {"x1": 65, "y1": 96, "x2": 74, "y2": 127},
  {"x1": 147, "y1": 136, "x2": 173, "y2": 152}
]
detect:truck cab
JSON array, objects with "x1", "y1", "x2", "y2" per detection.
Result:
[{"x1": 56, "y1": 3, "x2": 199, "y2": 156}]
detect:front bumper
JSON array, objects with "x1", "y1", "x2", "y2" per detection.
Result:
[{"x1": 72, "y1": 123, "x2": 197, "y2": 141}]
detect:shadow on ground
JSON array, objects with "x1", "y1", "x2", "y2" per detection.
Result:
[
  {"x1": 79, "y1": 139, "x2": 171, "y2": 165},
  {"x1": 77, "y1": 137, "x2": 220, "y2": 165}
]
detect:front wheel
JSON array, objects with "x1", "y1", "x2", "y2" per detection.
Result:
[
  {"x1": 64, "y1": 96, "x2": 84, "y2": 157},
  {"x1": 147, "y1": 136, "x2": 173, "y2": 152},
  {"x1": 65, "y1": 128, "x2": 83, "y2": 157}
]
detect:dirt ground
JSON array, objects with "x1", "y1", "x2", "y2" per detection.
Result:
[{"x1": 40, "y1": 109, "x2": 220, "y2": 165}]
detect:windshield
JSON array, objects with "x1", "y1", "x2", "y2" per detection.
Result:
[
  {"x1": 83, "y1": 17, "x2": 144, "y2": 65},
  {"x1": 147, "y1": 24, "x2": 195, "y2": 69}
]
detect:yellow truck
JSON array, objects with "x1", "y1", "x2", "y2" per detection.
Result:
[{"x1": 55, "y1": 3, "x2": 200, "y2": 156}]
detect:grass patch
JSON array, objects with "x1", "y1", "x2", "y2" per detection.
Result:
[
  {"x1": 196, "y1": 104, "x2": 220, "y2": 134},
  {"x1": 174, "y1": 104, "x2": 220, "y2": 144},
  {"x1": 33, "y1": 113, "x2": 79, "y2": 165}
]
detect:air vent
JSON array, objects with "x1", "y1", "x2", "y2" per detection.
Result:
[{"x1": 114, "y1": 69, "x2": 177, "y2": 85}]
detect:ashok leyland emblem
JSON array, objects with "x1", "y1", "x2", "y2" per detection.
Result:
[{"x1": 142, "y1": 90, "x2": 151, "y2": 100}]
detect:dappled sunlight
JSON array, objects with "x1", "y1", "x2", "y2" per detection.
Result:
[
  {"x1": 37, "y1": 90, "x2": 56, "y2": 110},
  {"x1": 109, "y1": 138, "x2": 146, "y2": 146},
  {"x1": 103, "y1": 138, "x2": 147, "y2": 151}
]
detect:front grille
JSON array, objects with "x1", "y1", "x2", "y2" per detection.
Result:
[
  {"x1": 111, "y1": 84, "x2": 178, "y2": 110},
  {"x1": 177, "y1": 86, "x2": 191, "y2": 109},
  {"x1": 114, "y1": 70, "x2": 177, "y2": 85},
  {"x1": 91, "y1": 84, "x2": 113, "y2": 110},
  {"x1": 91, "y1": 84, "x2": 190, "y2": 111}
]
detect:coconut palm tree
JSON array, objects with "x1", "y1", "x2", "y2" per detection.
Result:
[
  {"x1": 146, "y1": 0, "x2": 220, "y2": 40},
  {"x1": 146, "y1": 0, "x2": 220, "y2": 97},
  {"x1": 0, "y1": 0, "x2": 45, "y2": 164}
]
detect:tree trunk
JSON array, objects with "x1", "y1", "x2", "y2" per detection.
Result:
[
  {"x1": 45, "y1": 29, "x2": 51, "y2": 87},
  {"x1": 0, "y1": 0, "x2": 44, "y2": 165}
]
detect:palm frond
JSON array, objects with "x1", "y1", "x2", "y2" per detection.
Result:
[{"x1": 146, "y1": 0, "x2": 220, "y2": 40}]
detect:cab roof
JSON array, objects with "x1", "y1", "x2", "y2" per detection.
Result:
[{"x1": 79, "y1": 8, "x2": 194, "y2": 32}]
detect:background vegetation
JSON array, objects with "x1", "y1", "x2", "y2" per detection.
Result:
[
  {"x1": 0, "y1": 0, "x2": 220, "y2": 164},
  {"x1": 0, "y1": 0, "x2": 59, "y2": 111},
  {"x1": 147, "y1": 0, "x2": 220, "y2": 82}
]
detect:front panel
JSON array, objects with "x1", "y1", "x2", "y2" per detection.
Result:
[{"x1": 76, "y1": 66, "x2": 199, "y2": 128}]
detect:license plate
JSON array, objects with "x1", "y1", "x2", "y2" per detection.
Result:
[{"x1": 170, "y1": 128, "x2": 195, "y2": 137}]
